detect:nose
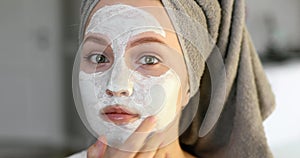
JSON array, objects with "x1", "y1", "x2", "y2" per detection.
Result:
[
  {"x1": 106, "y1": 58, "x2": 133, "y2": 97},
  {"x1": 106, "y1": 89, "x2": 132, "y2": 97}
]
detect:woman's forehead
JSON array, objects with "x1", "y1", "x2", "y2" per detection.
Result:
[
  {"x1": 85, "y1": 1, "x2": 183, "y2": 54},
  {"x1": 86, "y1": 1, "x2": 168, "y2": 30},
  {"x1": 86, "y1": 5, "x2": 166, "y2": 40}
]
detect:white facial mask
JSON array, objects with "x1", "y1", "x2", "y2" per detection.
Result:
[
  {"x1": 79, "y1": 4, "x2": 181, "y2": 146},
  {"x1": 79, "y1": 69, "x2": 180, "y2": 146}
]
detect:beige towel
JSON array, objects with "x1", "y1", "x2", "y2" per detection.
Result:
[{"x1": 78, "y1": 0, "x2": 276, "y2": 157}]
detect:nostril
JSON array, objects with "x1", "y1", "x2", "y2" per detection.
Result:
[
  {"x1": 120, "y1": 91, "x2": 129, "y2": 96},
  {"x1": 105, "y1": 89, "x2": 131, "y2": 97},
  {"x1": 106, "y1": 89, "x2": 114, "y2": 96}
]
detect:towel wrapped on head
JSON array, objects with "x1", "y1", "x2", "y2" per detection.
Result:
[{"x1": 79, "y1": 0, "x2": 276, "y2": 157}]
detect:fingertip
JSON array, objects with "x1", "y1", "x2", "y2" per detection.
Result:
[
  {"x1": 147, "y1": 116, "x2": 157, "y2": 124},
  {"x1": 87, "y1": 136, "x2": 107, "y2": 158},
  {"x1": 96, "y1": 136, "x2": 107, "y2": 152},
  {"x1": 97, "y1": 136, "x2": 107, "y2": 146},
  {"x1": 136, "y1": 116, "x2": 157, "y2": 133},
  {"x1": 144, "y1": 116, "x2": 157, "y2": 130}
]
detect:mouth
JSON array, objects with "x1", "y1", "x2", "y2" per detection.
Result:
[{"x1": 100, "y1": 105, "x2": 140, "y2": 125}]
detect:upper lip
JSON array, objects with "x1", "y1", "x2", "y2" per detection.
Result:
[{"x1": 101, "y1": 105, "x2": 139, "y2": 116}]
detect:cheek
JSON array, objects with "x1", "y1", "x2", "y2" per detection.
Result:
[
  {"x1": 145, "y1": 70, "x2": 181, "y2": 128},
  {"x1": 78, "y1": 71, "x2": 111, "y2": 109},
  {"x1": 130, "y1": 72, "x2": 168, "y2": 114},
  {"x1": 176, "y1": 86, "x2": 184, "y2": 111},
  {"x1": 181, "y1": 78, "x2": 190, "y2": 106},
  {"x1": 79, "y1": 72, "x2": 99, "y2": 106}
]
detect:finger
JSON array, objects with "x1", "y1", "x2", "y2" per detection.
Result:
[
  {"x1": 112, "y1": 134, "x2": 162, "y2": 158},
  {"x1": 124, "y1": 116, "x2": 157, "y2": 150},
  {"x1": 87, "y1": 137, "x2": 107, "y2": 158},
  {"x1": 134, "y1": 138, "x2": 162, "y2": 158},
  {"x1": 166, "y1": 152, "x2": 171, "y2": 158},
  {"x1": 138, "y1": 147, "x2": 175, "y2": 158},
  {"x1": 140, "y1": 130, "x2": 164, "y2": 152},
  {"x1": 136, "y1": 136, "x2": 161, "y2": 158},
  {"x1": 134, "y1": 150, "x2": 158, "y2": 158},
  {"x1": 113, "y1": 116, "x2": 157, "y2": 157}
]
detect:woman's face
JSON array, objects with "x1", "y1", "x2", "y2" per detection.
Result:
[{"x1": 77, "y1": 0, "x2": 189, "y2": 147}]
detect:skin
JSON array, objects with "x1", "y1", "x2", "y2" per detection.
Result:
[{"x1": 84, "y1": 0, "x2": 195, "y2": 157}]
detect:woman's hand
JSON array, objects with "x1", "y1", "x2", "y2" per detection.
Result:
[{"x1": 87, "y1": 116, "x2": 165, "y2": 158}]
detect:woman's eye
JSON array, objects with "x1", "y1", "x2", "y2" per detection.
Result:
[
  {"x1": 89, "y1": 54, "x2": 109, "y2": 64},
  {"x1": 139, "y1": 56, "x2": 160, "y2": 65}
]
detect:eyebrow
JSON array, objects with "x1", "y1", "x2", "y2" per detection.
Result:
[
  {"x1": 84, "y1": 35, "x2": 167, "y2": 48},
  {"x1": 84, "y1": 35, "x2": 109, "y2": 46},
  {"x1": 129, "y1": 36, "x2": 167, "y2": 47}
]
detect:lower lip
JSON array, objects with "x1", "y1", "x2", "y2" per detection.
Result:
[{"x1": 102, "y1": 113, "x2": 140, "y2": 125}]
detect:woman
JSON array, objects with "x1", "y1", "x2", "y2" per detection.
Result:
[{"x1": 70, "y1": 0, "x2": 275, "y2": 157}]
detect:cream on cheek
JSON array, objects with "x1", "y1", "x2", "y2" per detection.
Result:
[
  {"x1": 79, "y1": 4, "x2": 181, "y2": 145},
  {"x1": 79, "y1": 69, "x2": 181, "y2": 145}
]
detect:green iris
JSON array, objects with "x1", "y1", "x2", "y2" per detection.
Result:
[
  {"x1": 95, "y1": 54, "x2": 108, "y2": 64},
  {"x1": 143, "y1": 56, "x2": 159, "y2": 65}
]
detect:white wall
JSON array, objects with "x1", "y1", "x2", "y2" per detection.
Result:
[
  {"x1": 264, "y1": 61, "x2": 300, "y2": 158},
  {"x1": 0, "y1": 0, "x2": 64, "y2": 146},
  {"x1": 246, "y1": 1, "x2": 300, "y2": 157},
  {"x1": 246, "y1": 0, "x2": 300, "y2": 53}
]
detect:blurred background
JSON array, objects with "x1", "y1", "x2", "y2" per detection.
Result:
[{"x1": 0, "y1": 0, "x2": 299, "y2": 157}]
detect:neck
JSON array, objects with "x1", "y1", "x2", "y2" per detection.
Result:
[
  {"x1": 151, "y1": 114, "x2": 195, "y2": 157},
  {"x1": 105, "y1": 138, "x2": 195, "y2": 158},
  {"x1": 155, "y1": 139, "x2": 196, "y2": 158}
]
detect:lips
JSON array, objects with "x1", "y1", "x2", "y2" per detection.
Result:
[{"x1": 100, "y1": 105, "x2": 140, "y2": 125}]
